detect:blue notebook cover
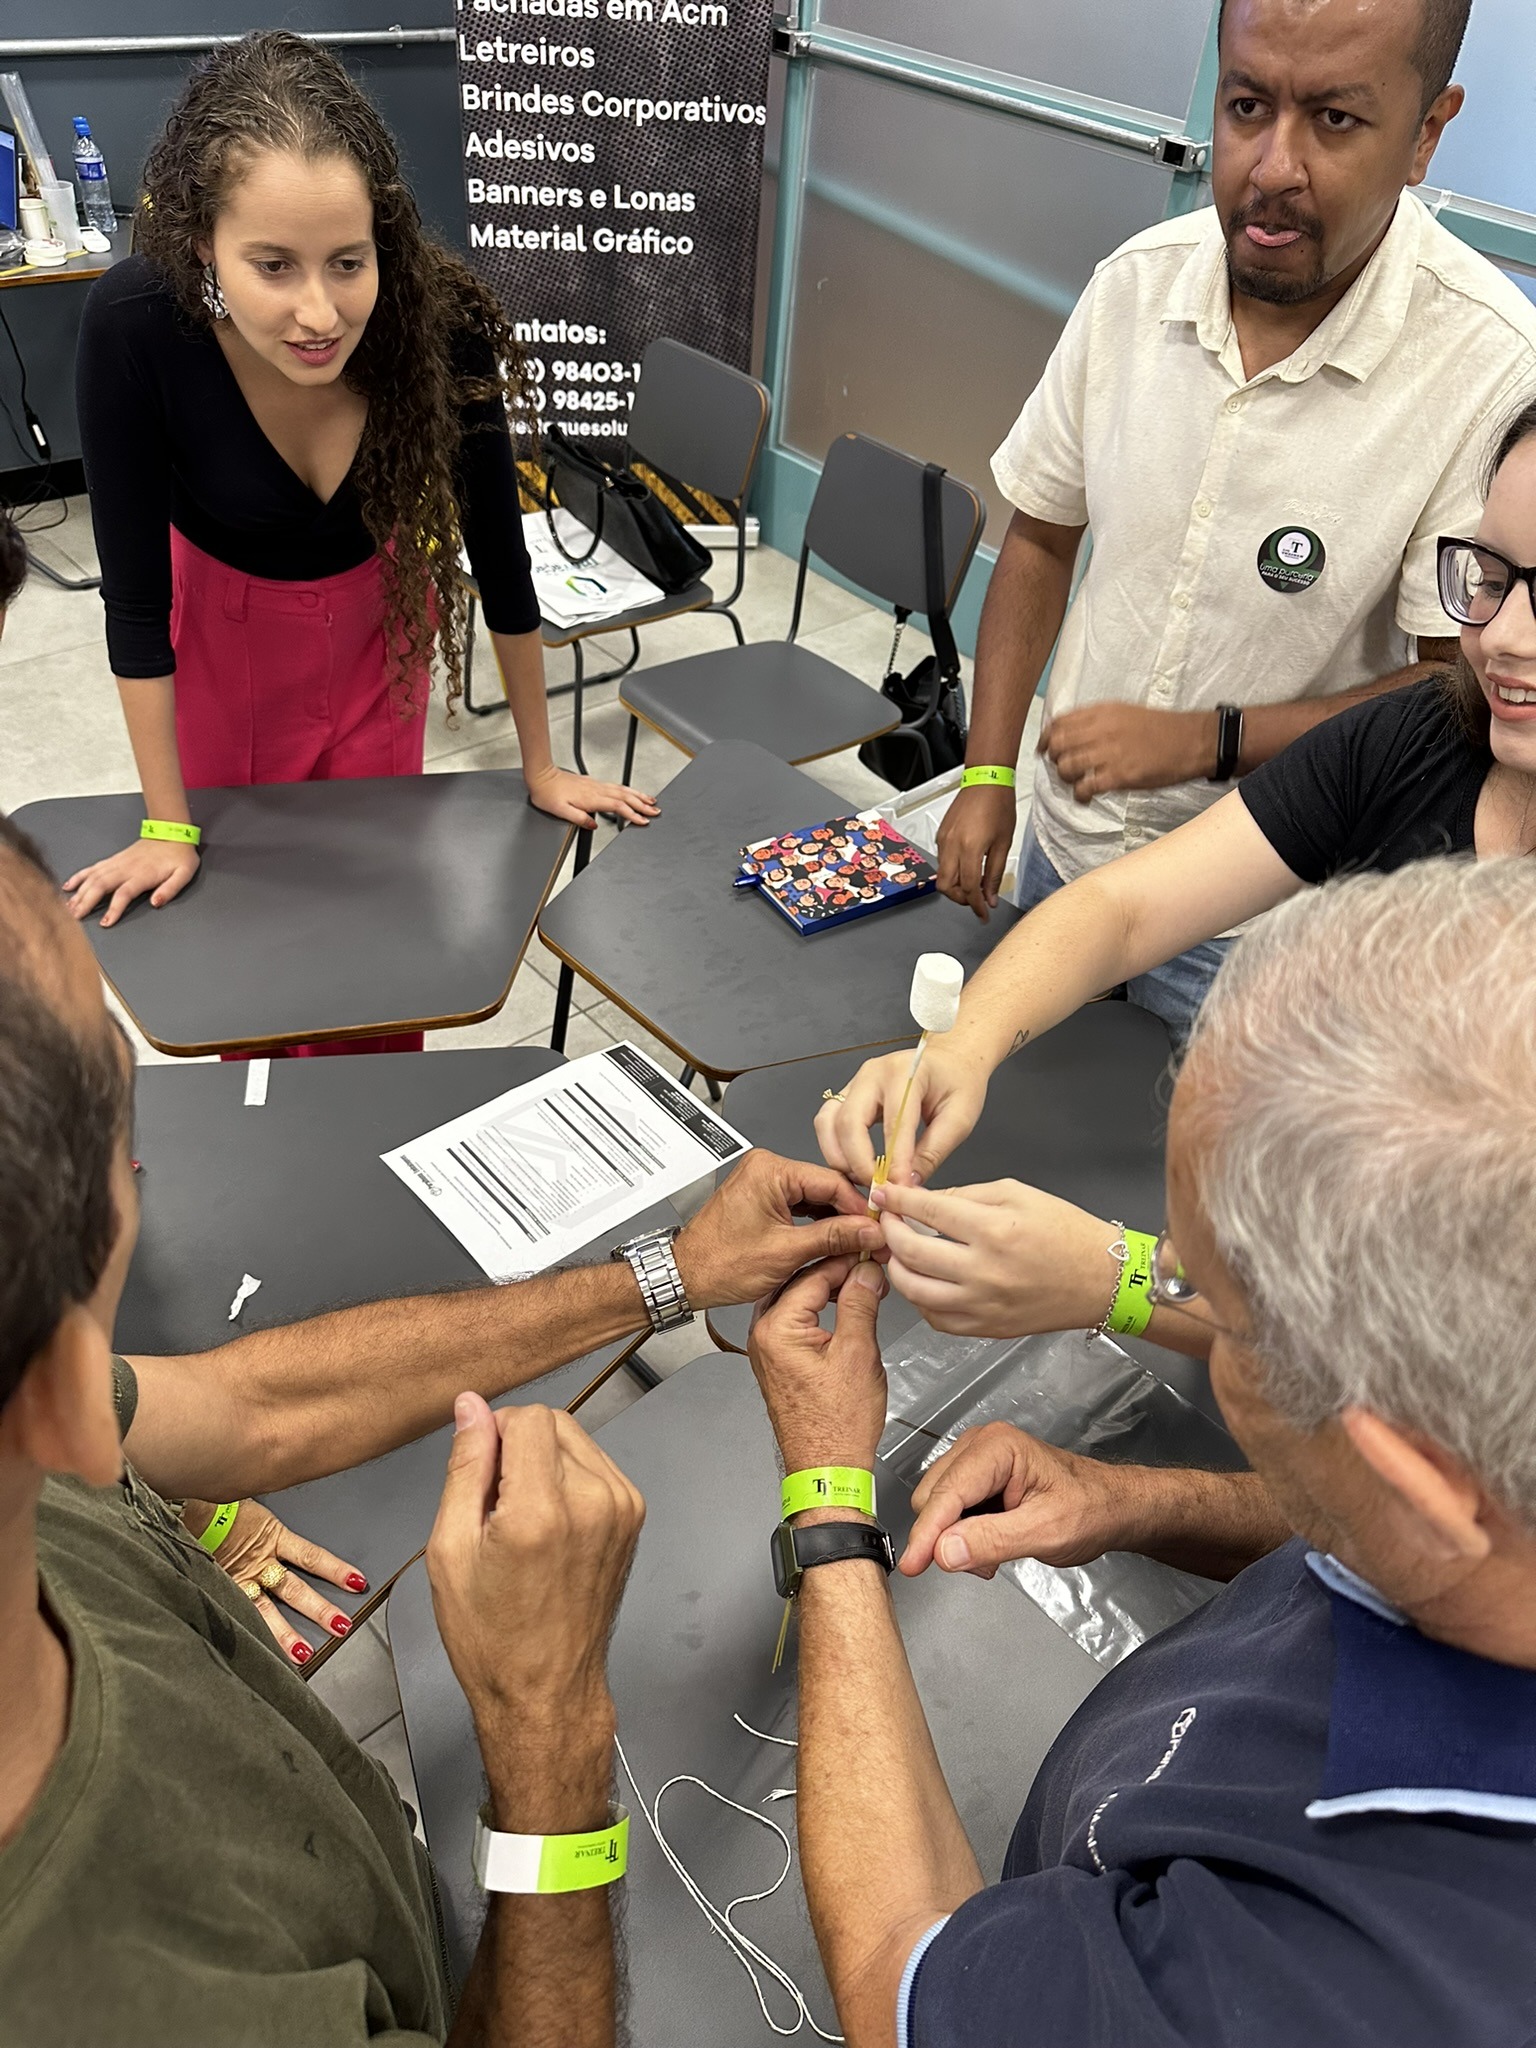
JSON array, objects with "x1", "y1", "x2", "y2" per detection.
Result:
[{"x1": 733, "y1": 810, "x2": 936, "y2": 935}]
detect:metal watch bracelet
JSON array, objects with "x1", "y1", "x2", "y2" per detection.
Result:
[{"x1": 611, "y1": 1226, "x2": 694, "y2": 1334}]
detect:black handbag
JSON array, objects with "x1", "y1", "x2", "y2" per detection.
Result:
[
  {"x1": 858, "y1": 462, "x2": 969, "y2": 789},
  {"x1": 541, "y1": 426, "x2": 712, "y2": 595}
]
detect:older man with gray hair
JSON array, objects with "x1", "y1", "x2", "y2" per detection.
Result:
[{"x1": 748, "y1": 857, "x2": 1536, "y2": 2048}]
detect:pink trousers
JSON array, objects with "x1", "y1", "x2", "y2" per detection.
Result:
[{"x1": 170, "y1": 529, "x2": 427, "y2": 1056}]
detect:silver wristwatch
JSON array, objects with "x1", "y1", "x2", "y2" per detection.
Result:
[{"x1": 611, "y1": 1226, "x2": 694, "y2": 1334}]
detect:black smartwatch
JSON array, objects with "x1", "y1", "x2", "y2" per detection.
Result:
[
  {"x1": 1211, "y1": 702, "x2": 1244, "y2": 782},
  {"x1": 771, "y1": 1519, "x2": 895, "y2": 1599}
]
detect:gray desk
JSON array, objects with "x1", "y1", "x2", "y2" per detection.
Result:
[
  {"x1": 16, "y1": 773, "x2": 571, "y2": 1055},
  {"x1": 118, "y1": 1051, "x2": 660, "y2": 1638},
  {"x1": 538, "y1": 741, "x2": 1019, "y2": 1081},
  {"x1": 390, "y1": 1351, "x2": 1103, "y2": 2024}
]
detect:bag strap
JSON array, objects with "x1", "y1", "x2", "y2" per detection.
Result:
[
  {"x1": 922, "y1": 462, "x2": 961, "y2": 685},
  {"x1": 543, "y1": 437, "x2": 604, "y2": 566},
  {"x1": 888, "y1": 465, "x2": 959, "y2": 735},
  {"x1": 883, "y1": 607, "x2": 910, "y2": 680}
]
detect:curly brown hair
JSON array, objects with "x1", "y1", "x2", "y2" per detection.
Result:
[
  {"x1": 0, "y1": 509, "x2": 26, "y2": 611},
  {"x1": 137, "y1": 30, "x2": 526, "y2": 713}
]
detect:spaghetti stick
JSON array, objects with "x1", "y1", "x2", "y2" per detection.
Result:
[
  {"x1": 864, "y1": 955, "x2": 965, "y2": 1249},
  {"x1": 869, "y1": 1033, "x2": 928, "y2": 1210}
]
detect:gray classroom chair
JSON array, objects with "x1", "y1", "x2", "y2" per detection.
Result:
[
  {"x1": 617, "y1": 432, "x2": 986, "y2": 778},
  {"x1": 461, "y1": 338, "x2": 771, "y2": 778}
]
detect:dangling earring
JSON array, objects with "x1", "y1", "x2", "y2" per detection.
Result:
[{"x1": 201, "y1": 262, "x2": 228, "y2": 321}]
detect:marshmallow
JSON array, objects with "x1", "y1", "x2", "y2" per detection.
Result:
[{"x1": 909, "y1": 953, "x2": 964, "y2": 1034}]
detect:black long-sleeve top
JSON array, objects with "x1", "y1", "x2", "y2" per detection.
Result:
[{"x1": 76, "y1": 254, "x2": 539, "y2": 678}]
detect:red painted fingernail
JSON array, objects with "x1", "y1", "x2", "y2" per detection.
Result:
[
  {"x1": 329, "y1": 1615, "x2": 351, "y2": 1636},
  {"x1": 346, "y1": 1573, "x2": 368, "y2": 1593},
  {"x1": 290, "y1": 1642, "x2": 312, "y2": 1664}
]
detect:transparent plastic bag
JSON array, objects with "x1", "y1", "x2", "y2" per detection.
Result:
[
  {"x1": 877, "y1": 1326, "x2": 1246, "y2": 1666},
  {"x1": 870, "y1": 768, "x2": 1028, "y2": 900}
]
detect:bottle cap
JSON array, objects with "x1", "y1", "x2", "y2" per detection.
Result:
[{"x1": 73, "y1": 117, "x2": 90, "y2": 135}]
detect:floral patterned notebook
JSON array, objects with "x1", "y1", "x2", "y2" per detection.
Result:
[{"x1": 733, "y1": 810, "x2": 937, "y2": 934}]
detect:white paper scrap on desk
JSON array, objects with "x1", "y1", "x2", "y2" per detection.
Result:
[
  {"x1": 228, "y1": 1273, "x2": 262, "y2": 1320},
  {"x1": 519, "y1": 511, "x2": 667, "y2": 626},
  {"x1": 380, "y1": 1044, "x2": 748, "y2": 1282}
]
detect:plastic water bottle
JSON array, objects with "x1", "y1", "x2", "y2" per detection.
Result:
[{"x1": 71, "y1": 118, "x2": 115, "y2": 236}]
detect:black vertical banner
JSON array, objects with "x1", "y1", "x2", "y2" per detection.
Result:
[{"x1": 456, "y1": 0, "x2": 774, "y2": 443}]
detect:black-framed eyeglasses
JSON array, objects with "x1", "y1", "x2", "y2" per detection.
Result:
[{"x1": 1437, "y1": 536, "x2": 1536, "y2": 628}]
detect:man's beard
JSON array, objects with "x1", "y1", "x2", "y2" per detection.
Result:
[
  {"x1": 1225, "y1": 247, "x2": 1330, "y2": 305},
  {"x1": 1224, "y1": 198, "x2": 1327, "y2": 306}
]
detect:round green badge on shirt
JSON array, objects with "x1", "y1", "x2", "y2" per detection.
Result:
[{"x1": 1258, "y1": 526, "x2": 1326, "y2": 594}]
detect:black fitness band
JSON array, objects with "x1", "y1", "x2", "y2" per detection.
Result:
[{"x1": 1211, "y1": 702, "x2": 1244, "y2": 783}]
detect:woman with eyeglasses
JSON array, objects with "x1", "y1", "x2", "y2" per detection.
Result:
[
  {"x1": 65, "y1": 32, "x2": 656, "y2": 989},
  {"x1": 819, "y1": 394, "x2": 1536, "y2": 1347}
]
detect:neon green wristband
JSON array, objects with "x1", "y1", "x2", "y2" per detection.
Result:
[
  {"x1": 473, "y1": 1806, "x2": 629, "y2": 1893},
  {"x1": 141, "y1": 818, "x2": 202, "y2": 847},
  {"x1": 195, "y1": 1501, "x2": 241, "y2": 1555},
  {"x1": 781, "y1": 1467, "x2": 875, "y2": 1518},
  {"x1": 960, "y1": 765, "x2": 1016, "y2": 789},
  {"x1": 1101, "y1": 1228, "x2": 1158, "y2": 1339}
]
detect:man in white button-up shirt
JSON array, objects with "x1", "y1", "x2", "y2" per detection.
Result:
[{"x1": 939, "y1": 0, "x2": 1536, "y2": 1038}]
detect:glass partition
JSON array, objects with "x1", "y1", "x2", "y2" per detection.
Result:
[
  {"x1": 814, "y1": 0, "x2": 1216, "y2": 123},
  {"x1": 762, "y1": 0, "x2": 1536, "y2": 588},
  {"x1": 782, "y1": 62, "x2": 1176, "y2": 541}
]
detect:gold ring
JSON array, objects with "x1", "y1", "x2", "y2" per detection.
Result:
[
  {"x1": 257, "y1": 1561, "x2": 287, "y2": 1594},
  {"x1": 821, "y1": 1089, "x2": 847, "y2": 1104},
  {"x1": 241, "y1": 1580, "x2": 263, "y2": 1602}
]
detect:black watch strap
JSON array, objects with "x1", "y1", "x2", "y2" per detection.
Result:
[
  {"x1": 1211, "y1": 702, "x2": 1244, "y2": 783},
  {"x1": 771, "y1": 1519, "x2": 895, "y2": 1598}
]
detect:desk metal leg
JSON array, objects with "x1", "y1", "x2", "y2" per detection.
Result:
[
  {"x1": 549, "y1": 829, "x2": 593, "y2": 1053},
  {"x1": 626, "y1": 1351, "x2": 662, "y2": 1391},
  {"x1": 546, "y1": 629, "x2": 641, "y2": 704},
  {"x1": 705, "y1": 601, "x2": 746, "y2": 646},
  {"x1": 569, "y1": 640, "x2": 588, "y2": 777},
  {"x1": 679, "y1": 1064, "x2": 725, "y2": 1102},
  {"x1": 26, "y1": 545, "x2": 99, "y2": 594},
  {"x1": 577, "y1": 626, "x2": 642, "y2": 689}
]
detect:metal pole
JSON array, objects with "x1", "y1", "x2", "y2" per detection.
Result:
[
  {"x1": 761, "y1": 2, "x2": 813, "y2": 412},
  {"x1": 786, "y1": 27, "x2": 1205, "y2": 168},
  {"x1": 0, "y1": 29, "x2": 455, "y2": 59}
]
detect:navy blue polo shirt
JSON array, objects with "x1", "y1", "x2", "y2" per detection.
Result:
[{"x1": 904, "y1": 1538, "x2": 1536, "y2": 2046}]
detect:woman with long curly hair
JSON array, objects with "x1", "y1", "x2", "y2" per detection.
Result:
[{"x1": 66, "y1": 31, "x2": 657, "y2": 1042}]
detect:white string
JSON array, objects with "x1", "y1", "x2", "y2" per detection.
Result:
[
  {"x1": 733, "y1": 1712, "x2": 799, "y2": 1748},
  {"x1": 615, "y1": 1723, "x2": 842, "y2": 2042}
]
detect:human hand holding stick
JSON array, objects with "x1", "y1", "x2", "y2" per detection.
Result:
[{"x1": 865, "y1": 954, "x2": 966, "y2": 1245}]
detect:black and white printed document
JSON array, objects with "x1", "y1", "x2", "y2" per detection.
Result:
[{"x1": 381, "y1": 1044, "x2": 748, "y2": 1281}]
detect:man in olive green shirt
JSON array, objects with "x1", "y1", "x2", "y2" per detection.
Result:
[{"x1": 0, "y1": 814, "x2": 883, "y2": 2046}]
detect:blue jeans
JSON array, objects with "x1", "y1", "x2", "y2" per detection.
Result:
[{"x1": 1014, "y1": 821, "x2": 1230, "y2": 1052}]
